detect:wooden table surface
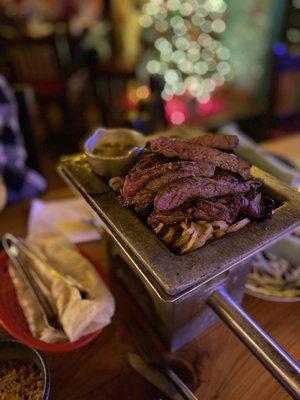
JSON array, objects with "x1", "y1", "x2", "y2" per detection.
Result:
[
  {"x1": 0, "y1": 136, "x2": 300, "y2": 399},
  {"x1": 262, "y1": 134, "x2": 300, "y2": 170}
]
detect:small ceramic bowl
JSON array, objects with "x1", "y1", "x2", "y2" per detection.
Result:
[
  {"x1": 0, "y1": 339, "x2": 51, "y2": 399},
  {"x1": 84, "y1": 128, "x2": 146, "y2": 178}
]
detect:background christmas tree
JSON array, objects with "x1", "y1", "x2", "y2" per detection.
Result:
[{"x1": 137, "y1": 0, "x2": 231, "y2": 103}]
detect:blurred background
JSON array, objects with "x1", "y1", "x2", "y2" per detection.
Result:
[{"x1": 0, "y1": 0, "x2": 299, "y2": 193}]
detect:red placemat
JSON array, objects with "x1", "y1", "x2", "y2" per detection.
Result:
[{"x1": 0, "y1": 247, "x2": 110, "y2": 353}]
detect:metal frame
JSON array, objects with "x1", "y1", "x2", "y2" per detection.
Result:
[{"x1": 58, "y1": 154, "x2": 300, "y2": 296}]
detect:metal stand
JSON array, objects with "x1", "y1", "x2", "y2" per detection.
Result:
[{"x1": 208, "y1": 287, "x2": 300, "y2": 399}]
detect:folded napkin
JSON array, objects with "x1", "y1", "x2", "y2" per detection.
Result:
[
  {"x1": 8, "y1": 235, "x2": 115, "y2": 343},
  {"x1": 219, "y1": 123, "x2": 300, "y2": 189},
  {"x1": 27, "y1": 197, "x2": 103, "y2": 244}
]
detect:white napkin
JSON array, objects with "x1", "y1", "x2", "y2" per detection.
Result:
[
  {"x1": 9, "y1": 234, "x2": 115, "y2": 343},
  {"x1": 27, "y1": 197, "x2": 103, "y2": 244}
]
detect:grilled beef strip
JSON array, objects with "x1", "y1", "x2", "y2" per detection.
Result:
[
  {"x1": 218, "y1": 188, "x2": 266, "y2": 220},
  {"x1": 129, "y1": 152, "x2": 167, "y2": 174},
  {"x1": 189, "y1": 197, "x2": 243, "y2": 224},
  {"x1": 192, "y1": 134, "x2": 239, "y2": 151},
  {"x1": 127, "y1": 163, "x2": 216, "y2": 212},
  {"x1": 154, "y1": 174, "x2": 251, "y2": 212},
  {"x1": 148, "y1": 193, "x2": 265, "y2": 227},
  {"x1": 149, "y1": 137, "x2": 251, "y2": 180},
  {"x1": 123, "y1": 161, "x2": 215, "y2": 200},
  {"x1": 148, "y1": 209, "x2": 188, "y2": 225},
  {"x1": 244, "y1": 199, "x2": 263, "y2": 219}
]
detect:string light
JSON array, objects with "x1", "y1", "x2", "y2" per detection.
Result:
[
  {"x1": 140, "y1": 0, "x2": 230, "y2": 101},
  {"x1": 128, "y1": 85, "x2": 151, "y2": 103},
  {"x1": 170, "y1": 110, "x2": 186, "y2": 124}
]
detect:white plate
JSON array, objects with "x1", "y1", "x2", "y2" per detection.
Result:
[{"x1": 246, "y1": 233, "x2": 300, "y2": 302}]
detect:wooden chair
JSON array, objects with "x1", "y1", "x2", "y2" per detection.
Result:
[
  {"x1": 92, "y1": 61, "x2": 135, "y2": 127},
  {"x1": 13, "y1": 84, "x2": 42, "y2": 173},
  {"x1": 0, "y1": 28, "x2": 89, "y2": 143}
]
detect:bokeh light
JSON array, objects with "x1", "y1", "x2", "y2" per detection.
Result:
[
  {"x1": 140, "y1": 0, "x2": 231, "y2": 99},
  {"x1": 170, "y1": 110, "x2": 186, "y2": 124}
]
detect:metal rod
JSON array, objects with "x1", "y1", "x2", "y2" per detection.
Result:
[{"x1": 207, "y1": 287, "x2": 300, "y2": 399}]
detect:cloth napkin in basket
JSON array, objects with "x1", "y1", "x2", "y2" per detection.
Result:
[{"x1": 8, "y1": 234, "x2": 115, "y2": 343}]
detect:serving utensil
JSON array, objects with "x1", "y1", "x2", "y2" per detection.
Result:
[
  {"x1": 2, "y1": 233, "x2": 89, "y2": 332},
  {"x1": 127, "y1": 352, "x2": 184, "y2": 400},
  {"x1": 2, "y1": 234, "x2": 62, "y2": 331},
  {"x1": 129, "y1": 322, "x2": 197, "y2": 400},
  {"x1": 3, "y1": 233, "x2": 88, "y2": 299},
  {"x1": 58, "y1": 153, "x2": 300, "y2": 399}
]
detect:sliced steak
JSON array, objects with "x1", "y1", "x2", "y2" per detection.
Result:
[
  {"x1": 148, "y1": 209, "x2": 188, "y2": 225},
  {"x1": 147, "y1": 197, "x2": 265, "y2": 226},
  {"x1": 129, "y1": 152, "x2": 166, "y2": 174},
  {"x1": 154, "y1": 174, "x2": 251, "y2": 212},
  {"x1": 192, "y1": 134, "x2": 238, "y2": 151},
  {"x1": 244, "y1": 198, "x2": 264, "y2": 219},
  {"x1": 189, "y1": 198, "x2": 240, "y2": 224},
  {"x1": 149, "y1": 195, "x2": 247, "y2": 225},
  {"x1": 149, "y1": 137, "x2": 251, "y2": 180},
  {"x1": 128, "y1": 163, "x2": 215, "y2": 212},
  {"x1": 123, "y1": 161, "x2": 215, "y2": 199}
]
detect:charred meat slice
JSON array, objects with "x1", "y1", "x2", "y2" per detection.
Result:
[
  {"x1": 123, "y1": 161, "x2": 215, "y2": 199},
  {"x1": 148, "y1": 209, "x2": 188, "y2": 226},
  {"x1": 189, "y1": 197, "x2": 242, "y2": 224},
  {"x1": 154, "y1": 174, "x2": 251, "y2": 212},
  {"x1": 219, "y1": 194, "x2": 265, "y2": 220},
  {"x1": 149, "y1": 137, "x2": 251, "y2": 180},
  {"x1": 147, "y1": 201, "x2": 234, "y2": 226},
  {"x1": 129, "y1": 152, "x2": 167, "y2": 174},
  {"x1": 126, "y1": 162, "x2": 216, "y2": 212},
  {"x1": 148, "y1": 195, "x2": 250, "y2": 226},
  {"x1": 192, "y1": 134, "x2": 238, "y2": 151},
  {"x1": 244, "y1": 199, "x2": 263, "y2": 219}
]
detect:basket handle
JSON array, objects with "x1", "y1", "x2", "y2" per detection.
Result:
[{"x1": 207, "y1": 287, "x2": 300, "y2": 399}]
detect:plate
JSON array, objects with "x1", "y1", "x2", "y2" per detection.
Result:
[
  {"x1": 245, "y1": 235, "x2": 300, "y2": 302},
  {"x1": 0, "y1": 247, "x2": 110, "y2": 353}
]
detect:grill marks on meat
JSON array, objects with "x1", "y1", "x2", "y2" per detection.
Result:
[
  {"x1": 150, "y1": 137, "x2": 251, "y2": 180},
  {"x1": 129, "y1": 152, "x2": 167, "y2": 174},
  {"x1": 148, "y1": 195, "x2": 264, "y2": 226},
  {"x1": 123, "y1": 161, "x2": 215, "y2": 200},
  {"x1": 148, "y1": 209, "x2": 188, "y2": 226},
  {"x1": 154, "y1": 174, "x2": 251, "y2": 212},
  {"x1": 192, "y1": 134, "x2": 238, "y2": 151},
  {"x1": 189, "y1": 197, "x2": 243, "y2": 224}
]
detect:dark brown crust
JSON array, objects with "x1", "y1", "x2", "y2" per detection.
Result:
[
  {"x1": 148, "y1": 195, "x2": 264, "y2": 226},
  {"x1": 149, "y1": 137, "x2": 251, "y2": 180},
  {"x1": 123, "y1": 161, "x2": 215, "y2": 199},
  {"x1": 154, "y1": 175, "x2": 251, "y2": 212},
  {"x1": 192, "y1": 134, "x2": 239, "y2": 151},
  {"x1": 189, "y1": 197, "x2": 242, "y2": 224},
  {"x1": 129, "y1": 152, "x2": 166, "y2": 174},
  {"x1": 148, "y1": 209, "x2": 188, "y2": 226}
]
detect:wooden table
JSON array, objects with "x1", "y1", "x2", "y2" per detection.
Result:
[
  {"x1": 262, "y1": 134, "x2": 300, "y2": 170},
  {"x1": 0, "y1": 151, "x2": 300, "y2": 400}
]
